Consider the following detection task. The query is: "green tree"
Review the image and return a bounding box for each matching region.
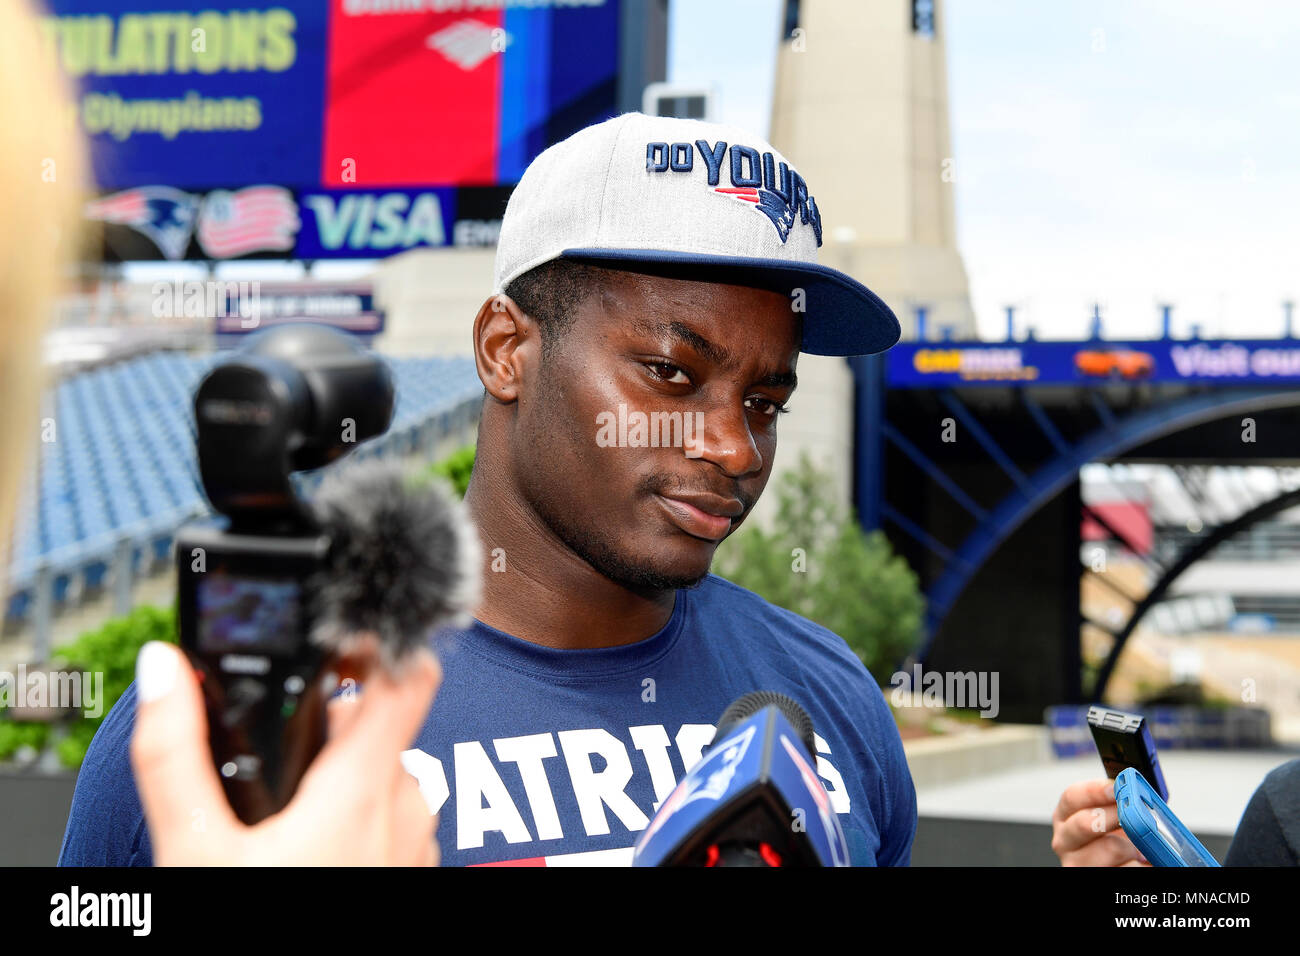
[0,719,49,761]
[712,454,924,683]
[50,604,178,768]
[429,444,475,499]
[0,603,177,769]
[4,444,480,771]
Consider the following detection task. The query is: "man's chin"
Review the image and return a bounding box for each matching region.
[583,541,714,593]
[602,557,711,593]
[537,501,716,592]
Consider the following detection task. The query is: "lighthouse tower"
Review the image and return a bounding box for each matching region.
[745,0,975,528]
[770,0,975,341]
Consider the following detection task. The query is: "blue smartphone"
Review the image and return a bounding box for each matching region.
[1115,767,1219,867]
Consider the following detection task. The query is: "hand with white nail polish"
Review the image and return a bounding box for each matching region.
[129,639,441,866]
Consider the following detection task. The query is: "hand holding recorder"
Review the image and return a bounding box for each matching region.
[134,326,480,864]
[130,637,442,866]
[1054,705,1219,866]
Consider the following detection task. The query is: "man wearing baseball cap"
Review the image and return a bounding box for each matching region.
[493,111,900,356]
[62,113,915,867]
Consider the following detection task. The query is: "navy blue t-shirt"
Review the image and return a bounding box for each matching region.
[58,574,915,866]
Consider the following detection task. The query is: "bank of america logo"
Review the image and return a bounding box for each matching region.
[426,20,510,70]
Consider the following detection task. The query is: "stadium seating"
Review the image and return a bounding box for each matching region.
[4,350,483,624]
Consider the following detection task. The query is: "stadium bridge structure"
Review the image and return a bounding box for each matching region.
[3,350,485,661]
[851,327,1300,721]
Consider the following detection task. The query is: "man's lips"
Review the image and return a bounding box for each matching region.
[653,492,744,541]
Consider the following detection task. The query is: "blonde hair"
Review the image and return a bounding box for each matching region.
[0,0,87,581]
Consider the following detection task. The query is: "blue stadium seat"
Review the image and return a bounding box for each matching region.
[3,349,481,625]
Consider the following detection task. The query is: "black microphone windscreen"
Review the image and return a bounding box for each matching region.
[308,458,480,669]
[711,690,817,761]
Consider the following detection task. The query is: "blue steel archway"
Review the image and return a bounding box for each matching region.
[1091,485,1300,699]
[848,362,1300,661]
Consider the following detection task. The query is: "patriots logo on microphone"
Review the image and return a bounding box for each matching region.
[782,734,847,866]
[85,186,199,261]
[633,724,756,855]
[684,725,755,807]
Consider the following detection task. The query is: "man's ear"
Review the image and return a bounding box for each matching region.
[472,293,539,405]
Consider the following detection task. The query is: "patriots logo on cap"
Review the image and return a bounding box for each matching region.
[646,139,822,247]
[713,186,798,242]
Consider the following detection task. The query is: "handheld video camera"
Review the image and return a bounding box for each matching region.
[175,325,394,825]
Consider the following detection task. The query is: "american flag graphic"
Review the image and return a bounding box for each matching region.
[197,186,301,259]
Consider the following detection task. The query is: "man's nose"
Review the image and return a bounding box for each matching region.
[687,402,763,478]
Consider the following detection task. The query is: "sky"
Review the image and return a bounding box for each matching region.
[123,3,1300,344]
[668,0,1300,341]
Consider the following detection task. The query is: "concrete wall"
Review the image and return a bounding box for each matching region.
[911,815,1233,866]
[0,768,75,865]
[372,247,495,358]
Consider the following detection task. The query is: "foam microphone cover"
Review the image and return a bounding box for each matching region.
[308,458,481,669]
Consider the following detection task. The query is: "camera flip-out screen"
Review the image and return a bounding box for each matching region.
[196,574,302,656]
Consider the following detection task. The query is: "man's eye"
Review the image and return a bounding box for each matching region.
[746,396,790,416]
[648,362,691,385]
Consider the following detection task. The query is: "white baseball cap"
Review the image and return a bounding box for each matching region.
[493,111,899,357]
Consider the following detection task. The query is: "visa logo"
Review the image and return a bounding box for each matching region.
[304,192,446,251]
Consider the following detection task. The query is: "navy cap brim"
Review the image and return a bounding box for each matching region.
[559,248,900,356]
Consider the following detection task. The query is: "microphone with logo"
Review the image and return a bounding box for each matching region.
[632,691,850,867]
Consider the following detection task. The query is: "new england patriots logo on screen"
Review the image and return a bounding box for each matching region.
[85,186,198,260]
[86,185,302,261]
[645,139,822,246]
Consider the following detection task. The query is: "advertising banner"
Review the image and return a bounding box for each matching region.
[47,1,328,190]
[47,1,621,259]
[888,340,1300,388]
